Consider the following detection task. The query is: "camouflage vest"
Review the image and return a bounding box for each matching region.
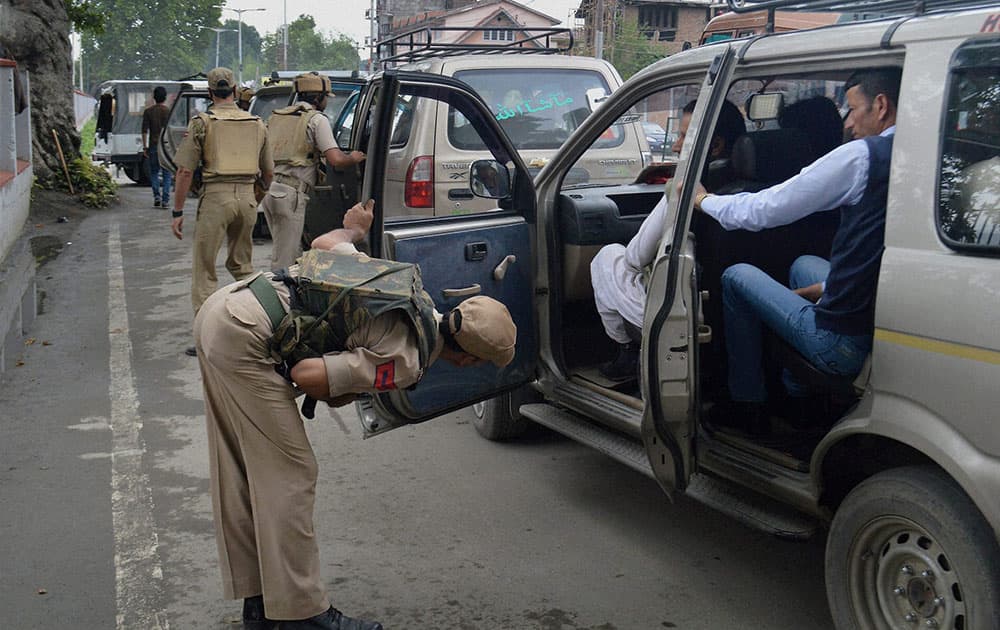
[268,103,321,167]
[197,107,264,177]
[264,249,439,370]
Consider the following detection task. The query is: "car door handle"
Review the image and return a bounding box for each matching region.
[493,255,516,281]
[442,284,481,298]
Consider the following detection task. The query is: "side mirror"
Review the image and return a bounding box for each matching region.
[469,159,510,199]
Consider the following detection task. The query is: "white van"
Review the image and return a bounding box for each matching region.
[92,80,191,183]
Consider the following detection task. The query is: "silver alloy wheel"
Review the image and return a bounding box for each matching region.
[848,516,963,629]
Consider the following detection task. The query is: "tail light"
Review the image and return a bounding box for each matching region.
[405,155,433,208]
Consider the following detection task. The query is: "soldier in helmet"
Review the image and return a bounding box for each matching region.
[235,85,255,111]
[172,67,273,356]
[260,71,366,271]
[193,198,517,629]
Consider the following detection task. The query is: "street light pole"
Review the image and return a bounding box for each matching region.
[201,26,237,68]
[224,7,265,85]
[283,0,288,71]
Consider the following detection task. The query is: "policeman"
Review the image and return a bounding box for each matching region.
[193,199,517,629]
[172,67,273,356]
[235,85,255,111]
[260,71,365,271]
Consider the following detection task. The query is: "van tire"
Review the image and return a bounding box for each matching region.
[825,466,1000,630]
[472,392,529,441]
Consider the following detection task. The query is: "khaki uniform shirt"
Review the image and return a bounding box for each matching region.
[174,102,274,184]
[275,103,338,189]
[261,242,443,397]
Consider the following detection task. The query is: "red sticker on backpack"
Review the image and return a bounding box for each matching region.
[374,361,396,391]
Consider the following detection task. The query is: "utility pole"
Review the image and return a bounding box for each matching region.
[224,7,265,85]
[593,0,605,60]
[370,0,378,68]
[282,0,288,71]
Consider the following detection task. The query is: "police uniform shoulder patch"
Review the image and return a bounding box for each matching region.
[374,361,396,391]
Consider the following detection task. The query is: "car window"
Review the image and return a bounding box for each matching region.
[115,84,182,135]
[450,68,622,150]
[937,40,1000,252]
[565,83,700,189]
[251,90,291,122]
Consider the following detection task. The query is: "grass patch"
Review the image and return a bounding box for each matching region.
[79,117,96,158]
[69,157,118,207]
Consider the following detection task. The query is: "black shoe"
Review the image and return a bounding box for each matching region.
[153,199,161,208]
[598,341,640,382]
[703,400,768,436]
[280,606,383,630]
[243,595,278,630]
[185,346,197,356]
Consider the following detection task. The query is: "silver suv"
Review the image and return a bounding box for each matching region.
[261,3,1000,627]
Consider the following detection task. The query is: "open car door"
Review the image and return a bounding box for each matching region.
[159,89,211,176]
[353,70,538,437]
[641,46,737,497]
[302,79,367,245]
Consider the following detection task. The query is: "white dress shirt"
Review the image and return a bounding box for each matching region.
[700,126,896,232]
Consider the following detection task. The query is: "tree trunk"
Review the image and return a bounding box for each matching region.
[3,0,79,183]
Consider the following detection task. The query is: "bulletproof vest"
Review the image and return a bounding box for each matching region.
[267,249,439,370]
[269,103,321,167]
[198,108,264,177]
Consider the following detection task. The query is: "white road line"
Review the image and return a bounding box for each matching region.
[108,223,169,629]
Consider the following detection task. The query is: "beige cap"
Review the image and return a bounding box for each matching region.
[207,67,235,90]
[235,86,255,103]
[294,71,330,94]
[449,296,517,368]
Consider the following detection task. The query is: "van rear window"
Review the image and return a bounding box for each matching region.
[937,40,1000,253]
[450,68,623,151]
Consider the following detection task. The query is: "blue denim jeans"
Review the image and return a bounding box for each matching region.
[148,145,172,204]
[722,256,871,402]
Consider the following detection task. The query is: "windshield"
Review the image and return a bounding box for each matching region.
[450,68,622,151]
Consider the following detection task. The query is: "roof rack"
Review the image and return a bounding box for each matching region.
[378,27,573,67]
[725,0,995,15]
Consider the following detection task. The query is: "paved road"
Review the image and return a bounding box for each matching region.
[0,182,836,629]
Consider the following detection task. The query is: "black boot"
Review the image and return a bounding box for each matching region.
[243,595,278,630]
[280,606,384,630]
[598,341,640,382]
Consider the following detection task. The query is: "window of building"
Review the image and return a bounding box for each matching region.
[638,5,678,42]
[484,29,515,42]
[937,40,1000,252]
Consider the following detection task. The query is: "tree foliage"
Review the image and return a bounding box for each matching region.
[64,0,104,35]
[261,15,360,73]
[80,0,221,89]
[610,19,666,80]
[201,19,263,81]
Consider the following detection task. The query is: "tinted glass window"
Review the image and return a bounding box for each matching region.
[450,68,622,150]
[938,41,1000,252]
[251,90,291,122]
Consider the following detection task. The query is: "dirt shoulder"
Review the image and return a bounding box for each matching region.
[27,188,118,267]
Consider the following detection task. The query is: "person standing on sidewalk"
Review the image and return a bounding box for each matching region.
[260,72,365,270]
[141,86,173,208]
[171,67,273,356]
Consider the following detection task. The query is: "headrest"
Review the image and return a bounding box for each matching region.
[730,128,816,186]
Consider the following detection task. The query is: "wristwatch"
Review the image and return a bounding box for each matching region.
[172,210,183,218]
[694,192,713,210]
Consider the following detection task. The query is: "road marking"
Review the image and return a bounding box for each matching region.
[108,223,169,629]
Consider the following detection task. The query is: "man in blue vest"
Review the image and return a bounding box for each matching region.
[689,68,902,429]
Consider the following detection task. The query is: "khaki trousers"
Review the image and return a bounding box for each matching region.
[193,280,330,620]
[192,183,258,313]
[260,181,309,271]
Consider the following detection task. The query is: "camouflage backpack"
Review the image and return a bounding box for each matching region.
[261,248,439,370]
